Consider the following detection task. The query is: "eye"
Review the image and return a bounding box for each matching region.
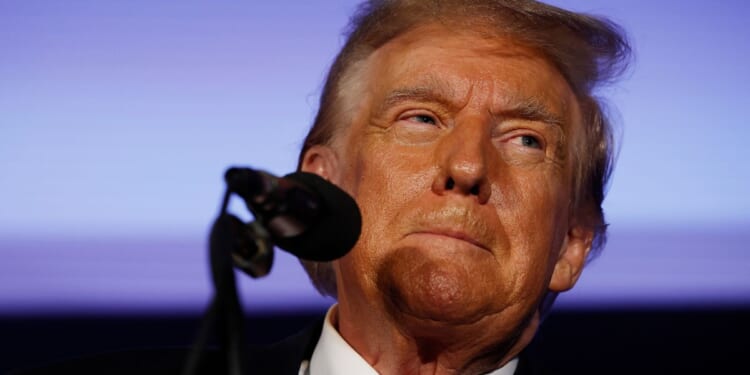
[391,111,443,144]
[509,134,544,150]
[497,128,554,165]
[520,135,542,149]
[405,114,437,126]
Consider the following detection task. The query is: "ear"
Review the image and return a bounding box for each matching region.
[300,145,341,184]
[548,225,594,292]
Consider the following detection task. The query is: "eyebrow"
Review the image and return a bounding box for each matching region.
[379,81,567,129]
[498,97,566,128]
[380,85,458,114]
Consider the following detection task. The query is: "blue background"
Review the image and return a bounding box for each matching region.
[1,0,748,315]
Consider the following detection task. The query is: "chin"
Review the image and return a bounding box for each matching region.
[378,248,503,326]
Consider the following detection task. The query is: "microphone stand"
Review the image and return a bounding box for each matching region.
[182,188,274,375]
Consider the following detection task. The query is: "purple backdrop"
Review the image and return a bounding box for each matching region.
[1,0,748,315]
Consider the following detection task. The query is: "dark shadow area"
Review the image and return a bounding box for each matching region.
[525,307,749,373]
[2,307,748,374]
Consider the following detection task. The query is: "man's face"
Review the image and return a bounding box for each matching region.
[304,24,591,338]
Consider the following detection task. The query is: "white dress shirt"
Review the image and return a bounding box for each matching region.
[299,305,518,375]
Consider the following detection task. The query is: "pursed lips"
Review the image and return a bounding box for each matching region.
[402,204,496,252]
[409,228,491,252]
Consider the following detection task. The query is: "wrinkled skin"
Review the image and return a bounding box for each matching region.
[301,23,593,375]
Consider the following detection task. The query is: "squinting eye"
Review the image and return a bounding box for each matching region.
[518,135,543,149]
[408,114,437,125]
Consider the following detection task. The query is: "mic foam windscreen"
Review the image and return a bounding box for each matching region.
[273,172,362,262]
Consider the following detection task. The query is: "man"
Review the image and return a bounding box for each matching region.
[287,0,630,374]
[12,1,630,374]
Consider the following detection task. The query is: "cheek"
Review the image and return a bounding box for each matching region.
[498,163,569,235]
[337,139,437,274]
[492,166,571,294]
[349,139,435,217]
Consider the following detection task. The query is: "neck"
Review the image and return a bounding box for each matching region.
[333,301,540,375]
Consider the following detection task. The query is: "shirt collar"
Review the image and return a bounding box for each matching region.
[302,305,518,375]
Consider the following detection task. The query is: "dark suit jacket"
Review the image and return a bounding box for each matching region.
[11,317,541,374]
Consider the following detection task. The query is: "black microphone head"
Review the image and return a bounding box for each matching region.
[272,172,361,262]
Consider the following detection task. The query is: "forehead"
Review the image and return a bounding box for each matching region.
[360,23,579,126]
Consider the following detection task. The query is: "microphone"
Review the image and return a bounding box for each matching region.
[224,167,361,262]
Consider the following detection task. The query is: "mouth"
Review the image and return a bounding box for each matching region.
[410,229,491,252]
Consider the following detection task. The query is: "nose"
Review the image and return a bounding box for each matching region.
[432,117,492,204]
